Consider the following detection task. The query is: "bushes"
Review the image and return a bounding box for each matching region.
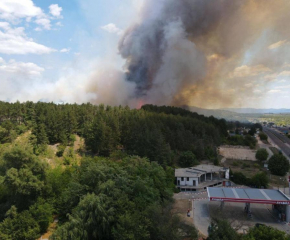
[259,132,268,141]
[178,151,199,168]
[251,172,268,188]
[56,145,66,157]
[244,224,289,240]
[268,154,290,176]
[0,200,53,240]
[50,156,198,240]
[226,135,257,148]
[255,148,269,161]
[208,219,239,240]
[231,171,268,188]
[208,219,288,240]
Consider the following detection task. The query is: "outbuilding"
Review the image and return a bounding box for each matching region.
[175,164,229,192]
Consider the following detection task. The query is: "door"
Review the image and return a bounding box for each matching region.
[177,180,180,185]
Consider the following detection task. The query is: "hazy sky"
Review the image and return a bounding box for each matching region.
[0,0,290,109]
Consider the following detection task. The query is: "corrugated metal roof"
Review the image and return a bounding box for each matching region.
[207,187,290,204]
[175,165,227,177]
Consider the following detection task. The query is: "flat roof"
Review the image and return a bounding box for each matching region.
[207,187,290,205]
[175,164,227,178]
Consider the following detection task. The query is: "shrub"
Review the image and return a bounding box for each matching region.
[56,145,66,157]
[63,156,71,165]
[242,163,250,168]
[259,132,268,141]
[268,154,290,176]
[213,158,219,166]
[246,225,288,239]
[69,134,76,146]
[250,172,268,188]
[178,151,199,168]
[231,172,249,185]
[232,161,239,166]
[255,148,269,161]
[253,163,260,168]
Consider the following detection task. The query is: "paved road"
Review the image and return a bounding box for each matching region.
[263,127,290,160]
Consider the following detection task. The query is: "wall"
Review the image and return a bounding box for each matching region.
[177,177,199,186]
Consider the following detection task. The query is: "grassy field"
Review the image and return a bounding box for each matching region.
[222,159,261,178]
[258,114,290,126]
[221,158,287,188]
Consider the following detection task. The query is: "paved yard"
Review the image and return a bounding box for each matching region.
[175,190,290,236]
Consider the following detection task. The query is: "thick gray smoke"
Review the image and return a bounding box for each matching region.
[118,0,241,105]
[118,0,290,107]
[7,0,290,108]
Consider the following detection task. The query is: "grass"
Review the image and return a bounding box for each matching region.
[269,147,280,155]
[222,159,261,178]
[223,157,287,188]
[267,174,288,188]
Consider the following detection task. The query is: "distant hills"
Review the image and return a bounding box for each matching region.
[220,108,290,114]
[182,106,290,122]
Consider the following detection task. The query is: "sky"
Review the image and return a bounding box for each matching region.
[0,0,290,109]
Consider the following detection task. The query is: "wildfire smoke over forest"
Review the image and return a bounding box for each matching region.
[3,0,290,109]
[112,0,290,108]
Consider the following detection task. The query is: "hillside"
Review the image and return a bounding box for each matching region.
[0,102,230,239]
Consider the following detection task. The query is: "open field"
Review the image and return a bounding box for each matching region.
[219,146,257,161]
[222,159,261,178]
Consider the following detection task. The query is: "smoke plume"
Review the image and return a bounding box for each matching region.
[116,0,290,108]
[5,0,290,108]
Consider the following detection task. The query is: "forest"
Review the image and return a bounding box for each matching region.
[0,101,260,239]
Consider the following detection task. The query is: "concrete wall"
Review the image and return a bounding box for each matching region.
[177,177,199,186]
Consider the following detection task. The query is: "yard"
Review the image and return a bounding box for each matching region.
[219,146,257,161]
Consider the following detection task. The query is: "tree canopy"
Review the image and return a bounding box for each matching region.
[268,154,289,176]
[255,148,269,161]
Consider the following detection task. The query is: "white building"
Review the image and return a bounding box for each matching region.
[175,164,229,192]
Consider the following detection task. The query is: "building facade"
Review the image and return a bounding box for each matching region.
[175,164,229,191]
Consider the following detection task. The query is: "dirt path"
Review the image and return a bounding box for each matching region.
[37,220,57,240]
[257,137,273,160]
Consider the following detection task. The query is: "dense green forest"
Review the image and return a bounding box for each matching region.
[0,101,261,239]
[0,102,229,165]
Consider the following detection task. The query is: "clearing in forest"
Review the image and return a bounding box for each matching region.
[219,146,256,161]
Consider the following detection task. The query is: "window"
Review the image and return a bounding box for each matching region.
[181,177,184,181]
[187,177,189,181]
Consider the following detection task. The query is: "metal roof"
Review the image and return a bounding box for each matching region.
[207,187,290,205]
[175,165,227,178]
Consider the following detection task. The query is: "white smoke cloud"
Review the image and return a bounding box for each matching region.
[0,58,44,102]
